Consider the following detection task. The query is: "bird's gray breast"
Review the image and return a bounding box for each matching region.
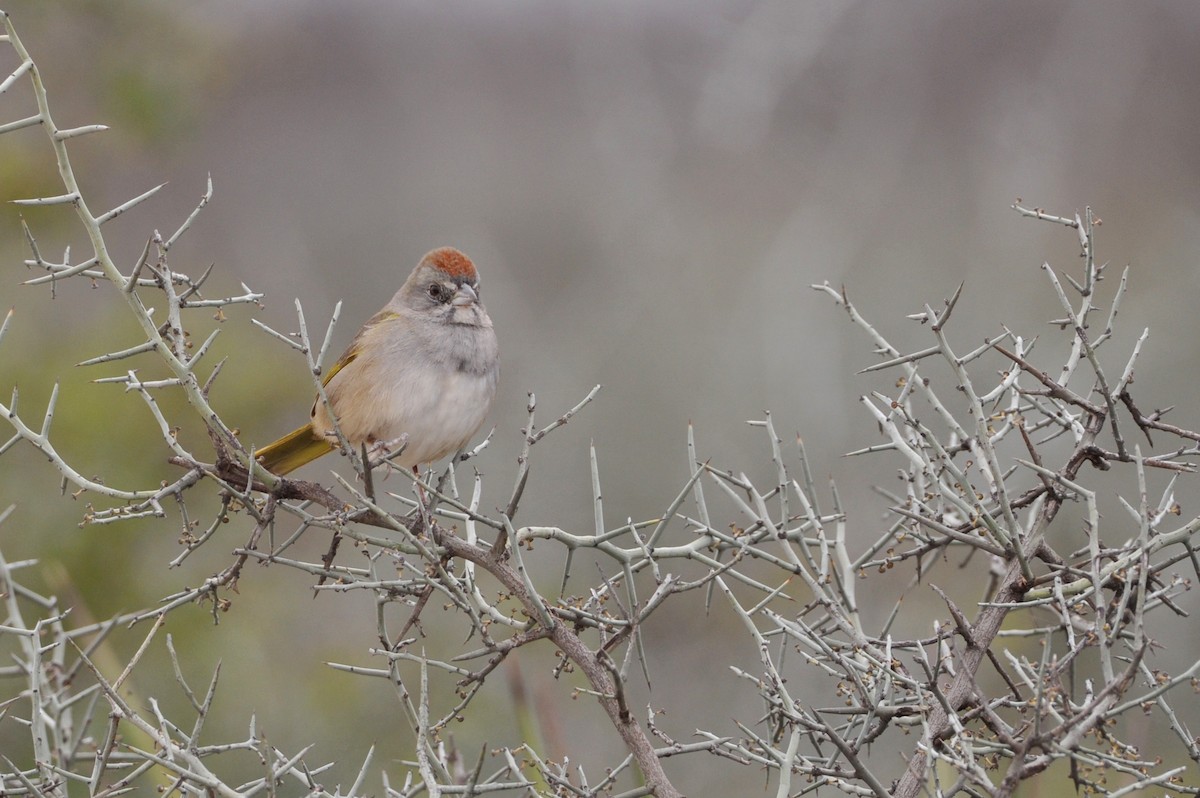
[431,322,498,379]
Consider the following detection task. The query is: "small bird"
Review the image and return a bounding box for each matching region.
[256,247,499,476]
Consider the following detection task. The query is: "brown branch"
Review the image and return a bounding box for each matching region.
[1120,391,1200,444]
[994,345,1102,414]
[893,485,1058,796]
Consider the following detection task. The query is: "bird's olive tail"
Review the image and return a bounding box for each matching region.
[256,425,335,475]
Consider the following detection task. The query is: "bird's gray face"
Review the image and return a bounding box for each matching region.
[404,267,491,328]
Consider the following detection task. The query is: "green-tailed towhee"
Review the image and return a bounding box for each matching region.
[256,247,499,475]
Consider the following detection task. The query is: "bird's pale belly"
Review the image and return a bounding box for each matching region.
[335,367,496,469]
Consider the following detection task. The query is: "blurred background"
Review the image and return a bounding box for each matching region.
[2,1,1199,794]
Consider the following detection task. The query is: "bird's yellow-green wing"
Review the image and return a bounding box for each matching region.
[257,311,402,475]
[319,309,400,386]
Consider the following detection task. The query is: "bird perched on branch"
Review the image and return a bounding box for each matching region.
[256,247,499,476]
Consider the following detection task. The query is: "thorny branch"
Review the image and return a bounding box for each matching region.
[2,10,1199,798]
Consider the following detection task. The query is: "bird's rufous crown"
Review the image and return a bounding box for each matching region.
[423,247,477,280]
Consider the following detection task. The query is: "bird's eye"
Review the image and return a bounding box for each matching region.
[427,283,444,300]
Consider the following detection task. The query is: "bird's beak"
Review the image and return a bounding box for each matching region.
[452,283,479,308]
